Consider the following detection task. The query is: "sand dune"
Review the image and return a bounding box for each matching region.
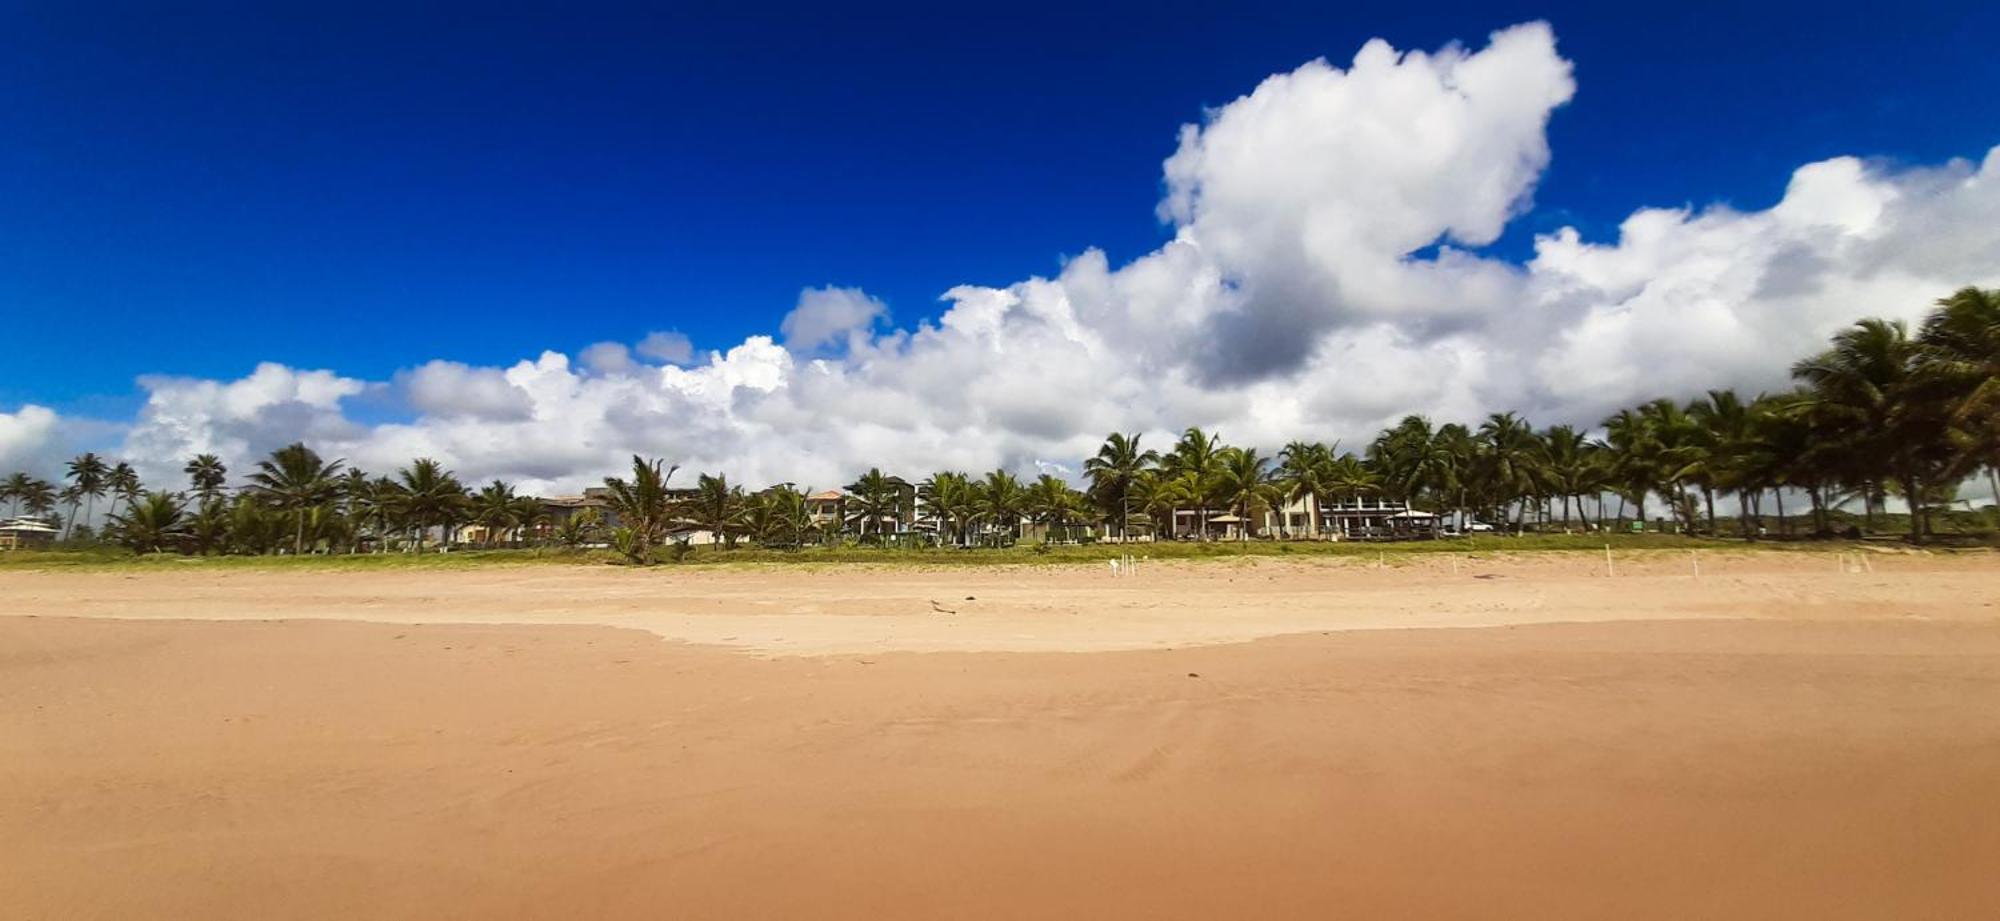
[4,551,1999,919]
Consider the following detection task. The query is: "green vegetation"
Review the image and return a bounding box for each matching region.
[3,531,1959,574]
[2,287,1995,563]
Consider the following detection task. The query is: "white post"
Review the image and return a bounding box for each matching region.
[1690,550,1700,580]
[1604,544,1614,578]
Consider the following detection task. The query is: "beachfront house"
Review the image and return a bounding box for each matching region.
[0,517,59,550]
[1259,495,1437,541]
[805,489,845,532]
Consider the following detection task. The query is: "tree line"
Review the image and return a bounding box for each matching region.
[4,287,1995,557]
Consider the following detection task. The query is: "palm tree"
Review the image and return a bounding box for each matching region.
[1793,318,1953,542]
[107,491,189,554]
[510,495,547,546]
[1213,446,1280,539]
[1537,425,1597,529]
[1601,408,1659,529]
[1368,416,1464,513]
[11,476,57,522]
[600,455,680,563]
[976,469,1028,543]
[1162,427,1226,540]
[553,507,604,549]
[473,480,520,547]
[843,468,900,540]
[391,458,470,551]
[245,443,344,555]
[742,487,809,547]
[1025,474,1090,539]
[1277,441,1335,538]
[1083,433,1158,540]
[1919,286,2000,505]
[687,473,746,548]
[186,496,232,554]
[1476,412,1540,529]
[184,454,228,503]
[64,452,110,539]
[1,471,32,516]
[1687,389,1764,538]
[106,462,141,520]
[918,471,979,547]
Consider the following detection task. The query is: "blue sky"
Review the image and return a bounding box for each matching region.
[8,1,1998,420]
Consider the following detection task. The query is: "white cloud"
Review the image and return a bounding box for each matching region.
[779,286,887,354]
[31,22,1996,497]
[636,330,695,364]
[577,341,636,374]
[0,404,64,478]
[398,360,533,420]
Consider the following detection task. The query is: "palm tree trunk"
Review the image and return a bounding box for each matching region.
[1738,493,1755,541]
[294,509,306,556]
[1904,469,1925,543]
[1774,489,1787,537]
[1704,489,1717,536]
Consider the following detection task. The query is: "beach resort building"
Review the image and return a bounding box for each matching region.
[1260,495,1437,540]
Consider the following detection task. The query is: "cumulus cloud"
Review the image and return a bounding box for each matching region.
[780,286,888,354]
[636,330,695,364]
[0,404,64,478]
[35,21,1998,497]
[578,341,636,374]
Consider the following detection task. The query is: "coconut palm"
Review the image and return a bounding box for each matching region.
[2,472,32,516]
[1083,432,1158,540]
[10,476,57,522]
[1920,286,2000,504]
[1025,474,1090,539]
[63,453,110,539]
[510,495,547,546]
[1277,441,1335,538]
[1213,446,1280,539]
[185,497,231,554]
[184,454,228,503]
[1792,318,1953,542]
[843,468,901,539]
[224,495,281,554]
[1476,412,1541,528]
[245,443,344,555]
[742,487,809,547]
[107,491,188,554]
[1537,425,1598,529]
[391,458,470,551]
[1368,416,1464,512]
[473,480,521,547]
[553,507,603,549]
[106,462,141,520]
[600,455,680,563]
[918,471,978,546]
[1686,389,1762,538]
[687,473,746,548]
[976,469,1028,542]
[1162,427,1226,539]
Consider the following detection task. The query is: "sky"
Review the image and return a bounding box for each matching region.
[4,2,2000,496]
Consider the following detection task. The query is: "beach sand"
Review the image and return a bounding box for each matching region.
[4,551,1999,918]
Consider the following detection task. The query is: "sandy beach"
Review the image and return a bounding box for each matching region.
[5,550,2000,918]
